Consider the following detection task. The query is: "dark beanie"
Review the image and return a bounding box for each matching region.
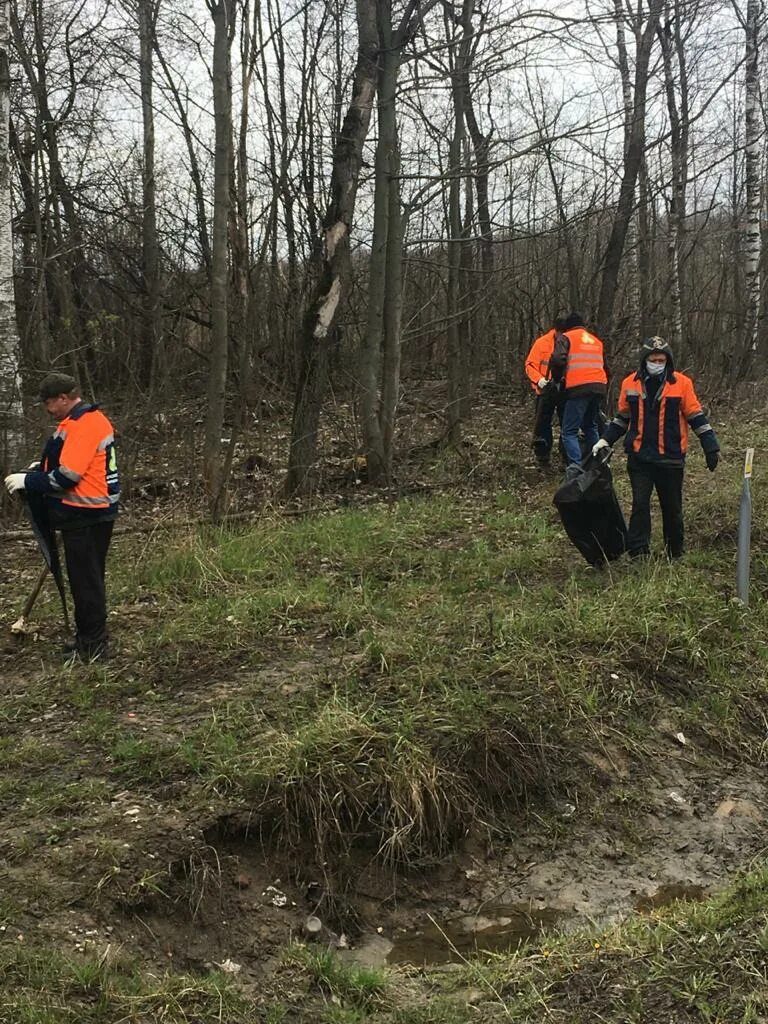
[563,312,585,330]
[38,372,79,401]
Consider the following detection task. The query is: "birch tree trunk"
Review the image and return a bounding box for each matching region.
[284,0,378,497]
[446,60,465,444]
[743,0,762,365]
[0,0,23,475]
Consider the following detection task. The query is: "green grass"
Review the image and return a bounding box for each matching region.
[93,479,768,863]
[0,946,247,1023]
[7,461,767,867]
[287,945,389,1011]
[1,411,767,1022]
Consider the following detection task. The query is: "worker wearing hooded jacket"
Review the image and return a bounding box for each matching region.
[549,312,608,466]
[524,317,567,465]
[4,372,119,660]
[593,337,719,559]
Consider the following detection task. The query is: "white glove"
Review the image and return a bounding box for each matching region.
[592,439,610,457]
[26,460,40,471]
[4,473,27,494]
[537,376,549,390]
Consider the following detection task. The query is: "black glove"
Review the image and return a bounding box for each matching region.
[705,450,719,472]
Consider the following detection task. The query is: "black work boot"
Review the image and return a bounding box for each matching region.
[532,438,550,466]
[79,641,109,663]
[63,639,109,664]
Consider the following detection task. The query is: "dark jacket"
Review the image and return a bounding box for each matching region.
[602,368,719,467]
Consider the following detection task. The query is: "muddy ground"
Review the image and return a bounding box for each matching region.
[0,380,765,998]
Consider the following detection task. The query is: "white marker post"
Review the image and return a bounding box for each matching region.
[736,448,754,605]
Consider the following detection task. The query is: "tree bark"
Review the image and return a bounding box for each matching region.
[284,0,378,497]
[742,0,762,367]
[0,0,22,475]
[360,0,399,484]
[138,0,161,389]
[446,0,473,441]
[380,116,404,478]
[658,2,688,354]
[202,0,234,504]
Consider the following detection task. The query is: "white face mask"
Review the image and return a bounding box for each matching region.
[646,359,666,376]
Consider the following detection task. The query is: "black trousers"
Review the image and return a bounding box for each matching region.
[532,388,564,461]
[61,521,114,650]
[626,457,684,558]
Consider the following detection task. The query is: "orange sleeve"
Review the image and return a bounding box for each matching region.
[525,332,554,388]
[680,377,703,418]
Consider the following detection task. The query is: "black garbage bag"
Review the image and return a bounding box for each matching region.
[553,453,627,567]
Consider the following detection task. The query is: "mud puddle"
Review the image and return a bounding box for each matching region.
[634,882,706,913]
[385,904,563,965]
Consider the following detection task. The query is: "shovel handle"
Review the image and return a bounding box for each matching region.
[21,565,49,620]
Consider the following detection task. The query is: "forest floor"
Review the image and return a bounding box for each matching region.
[0,380,767,1023]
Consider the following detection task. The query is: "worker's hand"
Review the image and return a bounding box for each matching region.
[4,473,27,495]
[592,438,610,458]
[705,450,719,472]
[537,376,549,390]
[26,460,40,471]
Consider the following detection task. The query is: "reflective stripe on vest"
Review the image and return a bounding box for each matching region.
[632,390,645,452]
[564,330,607,388]
[62,492,119,507]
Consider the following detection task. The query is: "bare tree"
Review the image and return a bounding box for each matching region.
[657,0,690,353]
[359,0,438,483]
[445,0,473,441]
[596,0,663,338]
[10,0,106,376]
[0,0,22,473]
[284,0,378,497]
[742,0,762,364]
[137,0,161,388]
[202,0,235,504]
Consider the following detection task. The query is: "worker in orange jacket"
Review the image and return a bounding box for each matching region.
[524,317,566,465]
[594,337,719,559]
[4,372,120,661]
[549,312,608,468]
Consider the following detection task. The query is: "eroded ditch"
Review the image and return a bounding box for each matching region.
[5,754,762,984]
[155,760,767,975]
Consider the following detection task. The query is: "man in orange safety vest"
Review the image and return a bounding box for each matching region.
[549,312,609,468]
[524,317,567,466]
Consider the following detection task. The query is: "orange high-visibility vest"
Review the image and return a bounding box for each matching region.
[563,329,607,390]
[42,405,119,510]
